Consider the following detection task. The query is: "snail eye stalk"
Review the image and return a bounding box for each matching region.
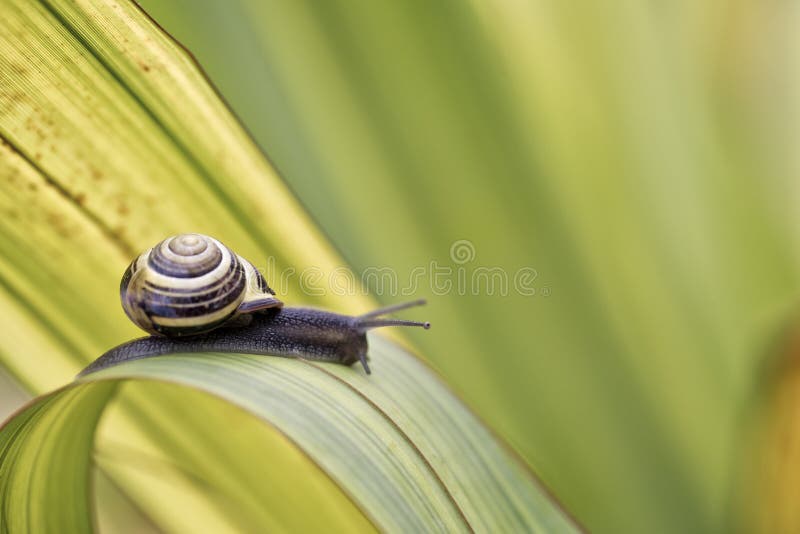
[357,299,427,320]
[357,318,431,330]
[355,299,430,331]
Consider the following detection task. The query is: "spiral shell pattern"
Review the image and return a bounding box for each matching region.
[121,234,280,336]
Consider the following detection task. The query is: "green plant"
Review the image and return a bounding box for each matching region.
[0,1,577,531]
[2,0,798,532]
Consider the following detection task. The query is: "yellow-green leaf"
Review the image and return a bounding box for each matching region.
[135,1,800,532]
[0,0,577,531]
[2,341,580,532]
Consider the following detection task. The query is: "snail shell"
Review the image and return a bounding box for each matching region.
[120,233,282,336]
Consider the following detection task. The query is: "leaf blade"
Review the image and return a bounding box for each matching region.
[0,0,578,531]
[0,383,116,533]
[1,346,579,532]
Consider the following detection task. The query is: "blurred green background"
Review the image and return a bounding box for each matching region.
[3,1,798,532]
[132,1,799,532]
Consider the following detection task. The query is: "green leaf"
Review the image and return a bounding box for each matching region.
[0,383,116,533]
[135,1,800,532]
[1,341,579,532]
[0,0,577,531]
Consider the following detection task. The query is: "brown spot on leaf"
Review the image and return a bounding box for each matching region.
[8,63,27,76]
[0,91,26,104]
[46,212,71,238]
[112,225,127,241]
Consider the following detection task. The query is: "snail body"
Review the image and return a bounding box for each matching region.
[82,234,429,377]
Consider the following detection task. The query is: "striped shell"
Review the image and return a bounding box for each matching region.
[120,233,282,336]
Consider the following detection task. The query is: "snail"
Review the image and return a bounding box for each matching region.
[79,233,429,377]
[119,233,283,336]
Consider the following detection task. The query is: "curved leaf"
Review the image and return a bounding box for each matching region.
[0,0,577,531]
[1,340,579,532]
[135,1,800,532]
